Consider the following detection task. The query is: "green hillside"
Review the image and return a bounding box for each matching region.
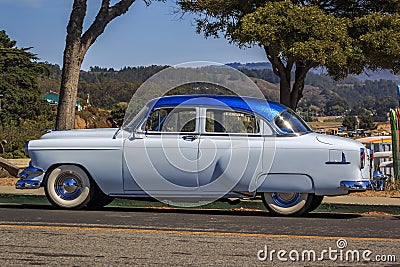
[39,64,398,122]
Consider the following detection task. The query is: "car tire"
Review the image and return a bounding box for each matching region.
[86,183,114,210]
[261,192,313,216]
[307,195,324,213]
[44,165,92,209]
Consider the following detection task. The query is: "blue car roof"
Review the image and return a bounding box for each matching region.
[148,95,287,121]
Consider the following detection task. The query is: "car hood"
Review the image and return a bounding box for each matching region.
[40,128,119,140]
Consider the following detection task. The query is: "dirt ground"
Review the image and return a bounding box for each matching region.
[0,158,29,186]
[0,177,19,186]
[351,190,400,198]
[4,158,30,167]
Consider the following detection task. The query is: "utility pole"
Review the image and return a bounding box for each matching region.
[398,85,400,106]
[0,94,3,111]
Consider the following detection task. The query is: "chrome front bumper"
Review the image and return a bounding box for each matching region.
[15,164,44,190]
[15,179,41,189]
[340,180,373,191]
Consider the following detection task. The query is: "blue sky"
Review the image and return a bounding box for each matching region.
[0,0,267,70]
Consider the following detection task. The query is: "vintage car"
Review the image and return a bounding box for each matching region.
[16,95,372,216]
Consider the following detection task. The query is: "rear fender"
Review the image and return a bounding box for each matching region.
[256,174,315,193]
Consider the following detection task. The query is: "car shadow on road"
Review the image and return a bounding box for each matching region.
[0,203,368,220]
[103,207,365,219]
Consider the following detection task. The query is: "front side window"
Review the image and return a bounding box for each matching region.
[274,110,312,135]
[143,108,196,132]
[206,109,260,134]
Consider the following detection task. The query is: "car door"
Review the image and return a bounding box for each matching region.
[123,107,200,194]
[197,108,264,193]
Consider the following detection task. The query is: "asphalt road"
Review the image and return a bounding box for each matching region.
[0,204,399,266]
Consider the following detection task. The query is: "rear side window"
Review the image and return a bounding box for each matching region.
[206,109,260,134]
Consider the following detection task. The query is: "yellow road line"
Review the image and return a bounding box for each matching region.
[0,224,399,242]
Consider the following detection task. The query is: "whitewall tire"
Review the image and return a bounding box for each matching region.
[44,165,92,209]
[262,192,312,216]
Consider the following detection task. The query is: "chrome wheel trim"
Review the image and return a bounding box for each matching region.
[263,192,309,216]
[271,192,302,208]
[54,174,82,200]
[46,165,91,208]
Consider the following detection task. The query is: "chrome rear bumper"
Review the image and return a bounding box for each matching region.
[340,180,372,191]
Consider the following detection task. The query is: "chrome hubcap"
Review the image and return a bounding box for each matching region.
[271,192,301,208]
[54,173,83,200]
[63,178,78,193]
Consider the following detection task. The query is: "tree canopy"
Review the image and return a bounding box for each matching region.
[0,30,53,124]
[232,2,355,108]
[342,115,358,130]
[352,13,400,73]
[0,30,54,157]
[179,0,400,110]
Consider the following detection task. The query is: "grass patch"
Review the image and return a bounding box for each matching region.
[0,194,49,205]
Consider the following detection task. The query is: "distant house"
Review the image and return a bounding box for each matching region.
[41,91,83,111]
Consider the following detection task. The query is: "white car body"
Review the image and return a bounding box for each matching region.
[17,95,372,215]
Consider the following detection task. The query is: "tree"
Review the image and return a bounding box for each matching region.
[352,12,400,73]
[179,0,400,110]
[342,116,358,131]
[56,0,150,130]
[0,30,53,124]
[359,115,375,130]
[109,102,128,127]
[0,30,54,158]
[234,2,355,109]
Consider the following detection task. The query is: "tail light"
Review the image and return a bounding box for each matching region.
[23,141,29,157]
[360,148,365,169]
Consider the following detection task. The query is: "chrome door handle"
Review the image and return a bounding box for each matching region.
[182,135,198,141]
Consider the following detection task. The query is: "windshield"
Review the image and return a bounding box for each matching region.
[123,105,149,132]
[274,110,312,135]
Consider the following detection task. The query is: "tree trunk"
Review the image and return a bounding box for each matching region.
[290,62,312,110]
[56,43,84,130]
[279,73,291,108]
[263,46,313,110]
[55,0,87,130]
[264,46,294,108]
[0,157,20,177]
[55,0,136,130]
